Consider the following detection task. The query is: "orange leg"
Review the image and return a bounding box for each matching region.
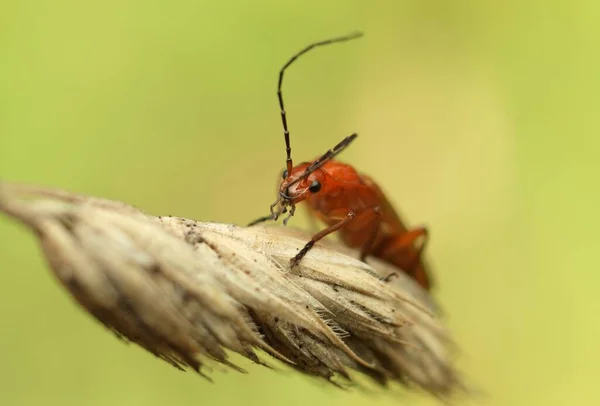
[381,226,429,282]
[359,206,382,262]
[396,226,428,259]
[290,210,355,267]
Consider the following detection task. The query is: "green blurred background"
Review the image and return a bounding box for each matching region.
[1,1,598,405]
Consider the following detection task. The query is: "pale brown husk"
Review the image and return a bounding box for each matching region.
[0,181,464,398]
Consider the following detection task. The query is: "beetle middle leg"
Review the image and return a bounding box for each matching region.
[359,206,382,262]
[290,210,356,268]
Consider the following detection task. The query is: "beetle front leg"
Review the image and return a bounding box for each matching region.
[290,210,356,268]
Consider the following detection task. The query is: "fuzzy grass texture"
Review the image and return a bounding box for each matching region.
[0,181,464,400]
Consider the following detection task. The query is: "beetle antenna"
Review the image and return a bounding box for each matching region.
[285,133,359,189]
[277,31,363,175]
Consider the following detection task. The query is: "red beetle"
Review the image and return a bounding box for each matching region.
[250,32,432,290]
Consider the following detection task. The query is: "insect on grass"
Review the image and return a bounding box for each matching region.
[249,31,434,290]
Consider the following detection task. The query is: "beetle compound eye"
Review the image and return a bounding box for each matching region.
[308,180,322,193]
[282,170,289,179]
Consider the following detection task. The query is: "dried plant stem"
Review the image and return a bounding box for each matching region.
[0,181,464,399]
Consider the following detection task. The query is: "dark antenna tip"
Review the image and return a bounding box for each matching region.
[345,30,364,40]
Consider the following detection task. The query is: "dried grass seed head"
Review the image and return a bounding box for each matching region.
[0,181,464,398]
